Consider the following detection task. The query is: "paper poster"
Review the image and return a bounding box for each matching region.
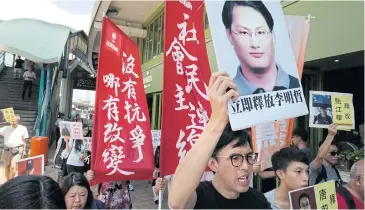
[0,107,15,123]
[151,130,160,148]
[17,155,44,176]
[59,121,83,139]
[82,137,92,151]
[82,137,92,166]
[309,91,354,130]
[252,15,310,170]
[289,180,338,210]
[205,0,308,130]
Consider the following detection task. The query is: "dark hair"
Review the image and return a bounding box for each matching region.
[292,127,308,142]
[272,147,309,173]
[61,173,93,209]
[212,123,252,158]
[298,193,310,205]
[222,0,274,31]
[0,175,66,209]
[74,139,84,152]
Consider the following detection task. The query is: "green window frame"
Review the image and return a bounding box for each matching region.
[151,92,162,129]
[142,12,164,63]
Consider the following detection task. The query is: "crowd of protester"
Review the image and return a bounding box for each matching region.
[0,70,363,209]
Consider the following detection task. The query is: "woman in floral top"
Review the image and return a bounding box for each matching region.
[86,171,132,209]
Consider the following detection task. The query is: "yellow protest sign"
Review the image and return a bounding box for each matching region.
[314,180,338,210]
[331,95,353,125]
[1,107,16,122]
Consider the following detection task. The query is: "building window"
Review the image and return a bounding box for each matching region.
[142,12,164,63]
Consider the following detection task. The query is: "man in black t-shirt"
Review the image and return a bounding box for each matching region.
[14,56,24,79]
[168,71,271,209]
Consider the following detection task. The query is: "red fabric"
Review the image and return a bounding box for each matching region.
[160,0,212,176]
[336,192,365,209]
[91,17,153,185]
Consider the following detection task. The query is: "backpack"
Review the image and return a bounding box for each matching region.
[336,186,357,209]
[314,164,343,187]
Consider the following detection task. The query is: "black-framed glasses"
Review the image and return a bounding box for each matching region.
[330,151,339,156]
[217,152,258,167]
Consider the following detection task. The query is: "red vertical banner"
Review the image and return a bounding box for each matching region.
[160,0,212,177]
[91,17,154,185]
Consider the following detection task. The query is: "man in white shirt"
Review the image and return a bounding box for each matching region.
[21,65,36,100]
[0,115,29,180]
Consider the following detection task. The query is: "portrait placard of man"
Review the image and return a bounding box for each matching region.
[222,0,300,96]
[205,0,308,129]
[61,123,71,138]
[298,193,312,210]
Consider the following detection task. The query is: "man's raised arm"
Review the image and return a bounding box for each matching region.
[168,72,239,209]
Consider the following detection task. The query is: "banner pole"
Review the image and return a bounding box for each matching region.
[158,190,163,210]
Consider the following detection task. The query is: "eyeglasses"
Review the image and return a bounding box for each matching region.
[330,151,339,156]
[216,152,258,167]
[230,29,271,41]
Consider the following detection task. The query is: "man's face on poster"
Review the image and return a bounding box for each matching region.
[320,107,327,116]
[226,5,275,73]
[299,196,311,209]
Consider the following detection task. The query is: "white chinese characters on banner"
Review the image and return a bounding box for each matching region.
[102,73,134,176]
[121,52,147,164]
[166,13,209,162]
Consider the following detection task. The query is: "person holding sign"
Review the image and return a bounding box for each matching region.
[222,0,300,96]
[168,72,271,209]
[65,137,85,174]
[0,115,28,180]
[264,147,309,209]
[309,124,343,186]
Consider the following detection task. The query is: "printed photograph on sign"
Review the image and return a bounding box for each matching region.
[309,91,355,130]
[59,121,83,139]
[289,181,338,210]
[289,185,317,210]
[205,0,308,130]
[17,155,44,176]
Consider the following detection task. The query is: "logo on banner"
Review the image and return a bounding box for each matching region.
[106,31,119,53]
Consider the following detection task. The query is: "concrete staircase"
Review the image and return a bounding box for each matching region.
[0,67,40,152]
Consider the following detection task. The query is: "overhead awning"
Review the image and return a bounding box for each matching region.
[0,18,76,64]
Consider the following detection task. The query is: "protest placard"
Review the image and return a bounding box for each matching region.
[205,0,308,130]
[251,15,310,170]
[59,121,83,139]
[17,155,44,176]
[309,91,355,130]
[0,107,15,123]
[151,130,160,149]
[289,180,338,210]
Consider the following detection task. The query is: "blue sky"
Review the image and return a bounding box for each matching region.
[0,0,95,33]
